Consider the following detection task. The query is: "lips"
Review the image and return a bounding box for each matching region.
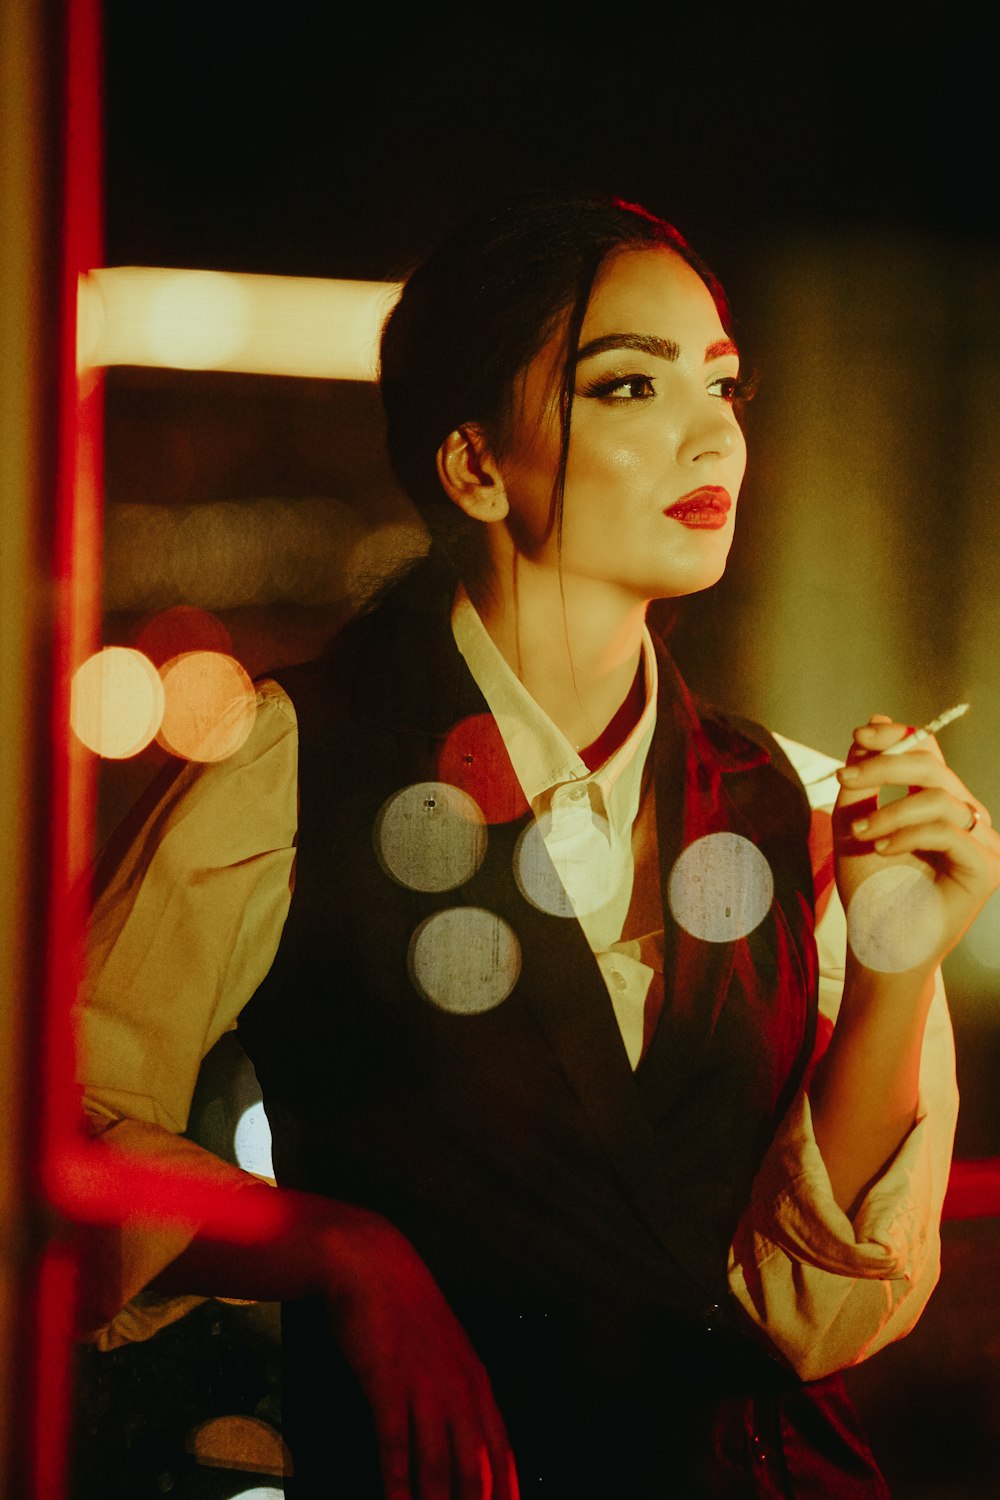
[663,486,732,530]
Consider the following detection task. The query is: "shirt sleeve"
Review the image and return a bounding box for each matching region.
[76,678,299,1348]
[726,733,959,1382]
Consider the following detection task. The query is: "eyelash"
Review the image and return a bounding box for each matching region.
[580,372,757,405]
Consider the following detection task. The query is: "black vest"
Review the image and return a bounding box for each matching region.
[239,577,889,1498]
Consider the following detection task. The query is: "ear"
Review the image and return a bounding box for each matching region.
[435,424,510,523]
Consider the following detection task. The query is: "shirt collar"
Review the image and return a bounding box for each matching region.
[450,585,657,820]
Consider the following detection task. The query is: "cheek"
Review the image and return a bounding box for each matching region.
[602,443,645,477]
[566,434,645,484]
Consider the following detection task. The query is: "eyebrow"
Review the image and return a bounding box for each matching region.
[575,332,740,364]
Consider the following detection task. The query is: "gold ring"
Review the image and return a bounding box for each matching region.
[963,803,980,833]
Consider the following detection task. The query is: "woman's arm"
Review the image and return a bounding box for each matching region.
[727,962,956,1382]
[812,714,1000,1212]
[810,962,935,1216]
[727,727,961,1381]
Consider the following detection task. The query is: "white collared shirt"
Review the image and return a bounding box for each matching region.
[452,586,659,1066]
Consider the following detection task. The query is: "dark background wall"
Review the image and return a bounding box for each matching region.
[103,6,998,274]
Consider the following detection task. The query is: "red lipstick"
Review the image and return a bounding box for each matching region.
[663,486,732,530]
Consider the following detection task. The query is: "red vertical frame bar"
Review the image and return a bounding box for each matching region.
[29,1,104,1496]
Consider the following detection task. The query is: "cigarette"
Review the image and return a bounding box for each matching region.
[803,702,970,787]
[881,701,970,757]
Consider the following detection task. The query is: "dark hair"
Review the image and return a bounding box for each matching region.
[377,188,737,602]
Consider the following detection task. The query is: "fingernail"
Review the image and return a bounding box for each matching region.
[852,818,869,835]
[874,837,891,852]
[838,766,860,782]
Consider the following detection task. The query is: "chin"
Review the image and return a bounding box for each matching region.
[648,559,729,600]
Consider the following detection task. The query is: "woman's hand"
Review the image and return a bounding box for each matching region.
[833,714,1000,974]
[146,1184,518,1500]
[323,1211,519,1500]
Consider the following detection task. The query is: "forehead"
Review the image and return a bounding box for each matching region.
[582,246,726,343]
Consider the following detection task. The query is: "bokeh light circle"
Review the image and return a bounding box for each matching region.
[135,604,233,666]
[374,782,487,893]
[102,502,180,613]
[186,1415,289,1478]
[514,820,575,918]
[170,502,260,608]
[846,864,945,973]
[158,651,257,763]
[513,812,617,919]
[409,908,521,1013]
[233,1101,274,1180]
[435,714,530,824]
[667,832,774,943]
[70,647,165,759]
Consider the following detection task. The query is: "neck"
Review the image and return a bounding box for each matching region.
[471,559,650,754]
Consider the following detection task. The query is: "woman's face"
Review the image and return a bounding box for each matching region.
[493,245,748,603]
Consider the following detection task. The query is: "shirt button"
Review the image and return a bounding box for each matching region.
[569,785,587,800]
[609,969,627,991]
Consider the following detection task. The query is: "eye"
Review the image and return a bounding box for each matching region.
[581,373,656,402]
[708,372,757,405]
[708,374,741,404]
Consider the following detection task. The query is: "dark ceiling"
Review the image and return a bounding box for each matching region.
[103,4,998,285]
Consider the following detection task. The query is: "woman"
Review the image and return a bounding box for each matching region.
[79,190,999,1497]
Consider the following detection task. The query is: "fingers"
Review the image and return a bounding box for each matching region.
[374,1379,515,1500]
[836,711,968,810]
[446,1431,492,1500]
[504,1449,521,1500]
[832,714,988,861]
[482,1397,519,1500]
[444,1377,517,1500]
[375,1403,414,1500]
[835,714,993,835]
[408,1396,453,1500]
[838,745,949,795]
[847,786,982,849]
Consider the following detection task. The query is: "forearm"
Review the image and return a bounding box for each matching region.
[77,1111,399,1334]
[808,956,937,1215]
[147,1183,393,1307]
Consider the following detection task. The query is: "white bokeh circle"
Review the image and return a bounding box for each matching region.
[233,1100,275,1180]
[70,646,165,759]
[408,907,521,1013]
[667,832,774,943]
[374,782,488,893]
[846,864,946,973]
[513,819,576,918]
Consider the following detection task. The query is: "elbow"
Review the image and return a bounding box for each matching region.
[774,1337,854,1385]
[73,1221,129,1342]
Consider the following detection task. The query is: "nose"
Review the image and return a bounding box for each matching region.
[675,401,742,468]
